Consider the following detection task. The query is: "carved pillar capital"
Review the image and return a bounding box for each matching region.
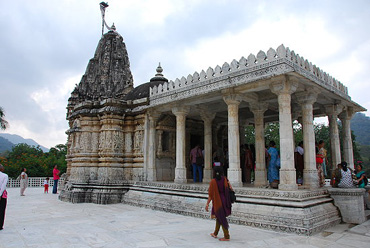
[223,93,242,106]
[172,106,190,117]
[148,109,161,122]
[270,77,298,96]
[199,108,216,123]
[295,91,318,106]
[325,104,343,117]
[339,106,355,121]
[249,102,269,114]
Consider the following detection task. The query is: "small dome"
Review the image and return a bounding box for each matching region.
[150,63,168,82]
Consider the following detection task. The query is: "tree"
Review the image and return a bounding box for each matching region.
[0,106,9,130]
[3,143,67,178]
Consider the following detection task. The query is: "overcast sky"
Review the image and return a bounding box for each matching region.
[1,0,370,148]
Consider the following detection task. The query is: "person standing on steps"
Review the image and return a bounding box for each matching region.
[53,165,60,194]
[190,144,203,182]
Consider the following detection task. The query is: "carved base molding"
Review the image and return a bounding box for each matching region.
[123,182,340,235]
[59,182,129,204]
[60,181,341,235]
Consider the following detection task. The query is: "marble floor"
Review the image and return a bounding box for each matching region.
[0,187,369,248]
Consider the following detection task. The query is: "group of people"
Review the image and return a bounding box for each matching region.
[331,161,370,209]
[294,140,329,187]
[0,164,61,231]
[16,165,60,196]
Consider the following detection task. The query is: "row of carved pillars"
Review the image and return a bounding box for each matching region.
[146,77,355,190]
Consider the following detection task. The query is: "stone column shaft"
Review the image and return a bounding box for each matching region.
[340,107,355,169]
[147,111,160,181]
[200,111,216,183]
[250,102,268,187]
[270,79,298,191]
[326,105,342,170]
[223,94,242,187]
[296,92,319,188]
[172,106,190,183]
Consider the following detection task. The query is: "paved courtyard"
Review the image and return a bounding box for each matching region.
[0,187,369,248]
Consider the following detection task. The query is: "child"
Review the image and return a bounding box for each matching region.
[44,177,49,193]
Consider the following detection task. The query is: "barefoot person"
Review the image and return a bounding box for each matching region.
[205,166,232,241]
[0,164,8,230]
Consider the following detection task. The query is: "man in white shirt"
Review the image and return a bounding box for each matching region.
[0,164,8,230]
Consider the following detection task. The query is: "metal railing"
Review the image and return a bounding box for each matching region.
[6,177,65,188]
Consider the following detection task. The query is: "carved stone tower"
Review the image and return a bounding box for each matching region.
[61,30,134,204]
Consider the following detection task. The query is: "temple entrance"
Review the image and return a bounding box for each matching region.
[190,134,202,149]
[189,134,203,181]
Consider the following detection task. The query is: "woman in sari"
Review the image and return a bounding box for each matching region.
[316,141,326,187]
[355,163,370,209]
[267,141,280,187]
[205,166,232,241]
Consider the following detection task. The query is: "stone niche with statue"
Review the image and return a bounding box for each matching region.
[60,20,366,234]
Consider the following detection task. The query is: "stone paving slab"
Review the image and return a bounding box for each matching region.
[0,188,369,248]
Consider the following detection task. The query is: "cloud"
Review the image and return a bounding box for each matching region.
[1,0,370,149]
[28,75,79,147]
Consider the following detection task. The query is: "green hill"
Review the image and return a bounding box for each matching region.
[351,113,370,145]
[0,136,14,153]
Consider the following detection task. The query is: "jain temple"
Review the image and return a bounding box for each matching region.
[59,22,366,235]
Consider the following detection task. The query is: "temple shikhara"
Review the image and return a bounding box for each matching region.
[59,7,366,235]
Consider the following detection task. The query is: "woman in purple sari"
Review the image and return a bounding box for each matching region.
[206,166,232,241]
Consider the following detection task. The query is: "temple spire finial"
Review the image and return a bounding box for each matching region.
[99,2,109,36]
[99,2,121,37]
[156,63,164,77]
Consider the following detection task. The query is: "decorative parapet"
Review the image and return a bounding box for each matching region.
[149,44,350,106]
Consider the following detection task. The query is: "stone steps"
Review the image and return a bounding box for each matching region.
[122,181,341,236]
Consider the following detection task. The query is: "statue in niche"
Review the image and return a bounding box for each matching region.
[79,132,87,152]
[72,119,81,129]
[99,132,106,151]
[134,130,143,151]
[125,132,132,152]
[113,131,123,152]
[92,132,99,152]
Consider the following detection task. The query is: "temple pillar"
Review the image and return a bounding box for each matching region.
[339,107,355,169]
[147,110,161,181]
[325,104,343,170]
[200,110,216,183]
[249,102,269,187]
[223,92,243,187]
[172,106,190,183]
[270,77,298,191]
[296,91,319,189]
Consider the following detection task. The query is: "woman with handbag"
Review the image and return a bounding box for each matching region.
[205,166,232,241]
